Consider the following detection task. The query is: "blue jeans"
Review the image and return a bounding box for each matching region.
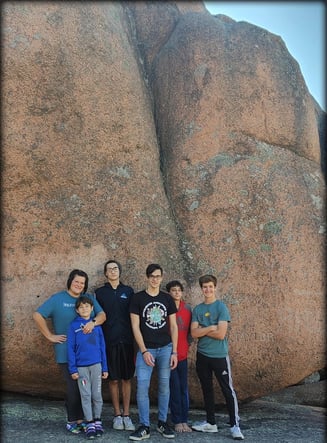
[135,343,172,426]
[169,358,189,424]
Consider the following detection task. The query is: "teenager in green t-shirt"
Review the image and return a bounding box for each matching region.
[191,274,244,440]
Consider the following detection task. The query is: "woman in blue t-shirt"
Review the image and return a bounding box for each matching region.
[33,269,106,435]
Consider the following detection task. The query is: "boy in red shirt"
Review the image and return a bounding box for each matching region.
[166,280,192,433]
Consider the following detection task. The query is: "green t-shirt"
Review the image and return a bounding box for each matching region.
[192,300,230,358]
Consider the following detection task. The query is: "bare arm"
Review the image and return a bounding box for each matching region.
[93,311,106,325]
[33,311,66,344]
[169,313,178,369]
[130,313,155,367]
[130,313,147,353]
[82,311,106,334]
[191,320,228,340]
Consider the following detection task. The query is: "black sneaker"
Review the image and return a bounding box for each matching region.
[157,421,175,439]
[129,425,150,441]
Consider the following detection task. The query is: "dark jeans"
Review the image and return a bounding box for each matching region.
[196,352,240,427]
[169,358,189,424]
[59,363,84,422]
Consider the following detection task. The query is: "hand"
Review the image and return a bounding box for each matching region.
[49,334,67,343]
[71,373,79,380]
[83,320,95,334]
[170,353,178,369]
[143,351,155,367]
[102,372,109,379]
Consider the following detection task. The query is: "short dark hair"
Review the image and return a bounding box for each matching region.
[75,295,93,309]
[66,269,88,293]
[166,280,184,292]
[199,274,217,287]
[104,259,122,275]
[146,263,163,277]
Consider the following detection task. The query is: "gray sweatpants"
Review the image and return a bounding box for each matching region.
[77,363,103,422]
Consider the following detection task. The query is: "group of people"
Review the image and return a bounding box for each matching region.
[33,261,244,441]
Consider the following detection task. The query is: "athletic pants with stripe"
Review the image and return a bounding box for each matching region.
[196,352,240,427]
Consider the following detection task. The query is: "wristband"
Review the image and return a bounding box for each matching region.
[142,350,149,355]
[92,319,96,324]
[171,352,178,355]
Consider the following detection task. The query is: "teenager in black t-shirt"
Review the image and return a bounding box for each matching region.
[129,264,178,441]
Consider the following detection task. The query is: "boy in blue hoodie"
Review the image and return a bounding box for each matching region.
[68,295,108,439]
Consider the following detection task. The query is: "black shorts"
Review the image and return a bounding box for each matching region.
[107,343,135,380]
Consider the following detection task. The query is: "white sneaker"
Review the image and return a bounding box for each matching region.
[113,415,124,430]
[191,421,218,433]
[123,416,136,431]
[230,425,244,440]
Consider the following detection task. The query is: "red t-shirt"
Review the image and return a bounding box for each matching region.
[176,300,192,361]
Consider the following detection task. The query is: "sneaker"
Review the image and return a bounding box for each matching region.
[157,421,175,438]
[94,420,104,436]
[129,425,150,441]
[230,425,244,440]
[78,422,87,433]
[113,415,124,430]
[191,421,218,433]
[86,422,96,439]
[123,416,136,431]
[66,422,82,434]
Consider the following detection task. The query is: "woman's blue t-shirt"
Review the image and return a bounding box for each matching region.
[37,291,103,363]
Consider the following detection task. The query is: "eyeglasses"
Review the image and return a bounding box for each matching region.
[107,266,119,272]
[149,274,162,279]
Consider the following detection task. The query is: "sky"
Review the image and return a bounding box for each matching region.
[204,2,325,111]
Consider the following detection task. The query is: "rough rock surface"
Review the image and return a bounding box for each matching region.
[134,5,326,401]
[2,2,325,404]
[2,1,183,396]
[261,380,326,408]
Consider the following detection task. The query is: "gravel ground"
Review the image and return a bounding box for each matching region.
[1,391,326,443]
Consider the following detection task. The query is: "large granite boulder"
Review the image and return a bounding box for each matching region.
[2,1,183,397]
[145,9,325,401]
[2,1,325,404]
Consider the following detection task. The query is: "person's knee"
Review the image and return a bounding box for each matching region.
[158,379,170,395]
[137,378,150,394]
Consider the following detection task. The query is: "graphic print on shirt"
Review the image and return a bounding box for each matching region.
[177,315,189,331]
[143,301,167,330]
[74,322,85,333]
[197,310,219,327]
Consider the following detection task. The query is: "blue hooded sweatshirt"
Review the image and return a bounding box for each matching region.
[67,316,108,375]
